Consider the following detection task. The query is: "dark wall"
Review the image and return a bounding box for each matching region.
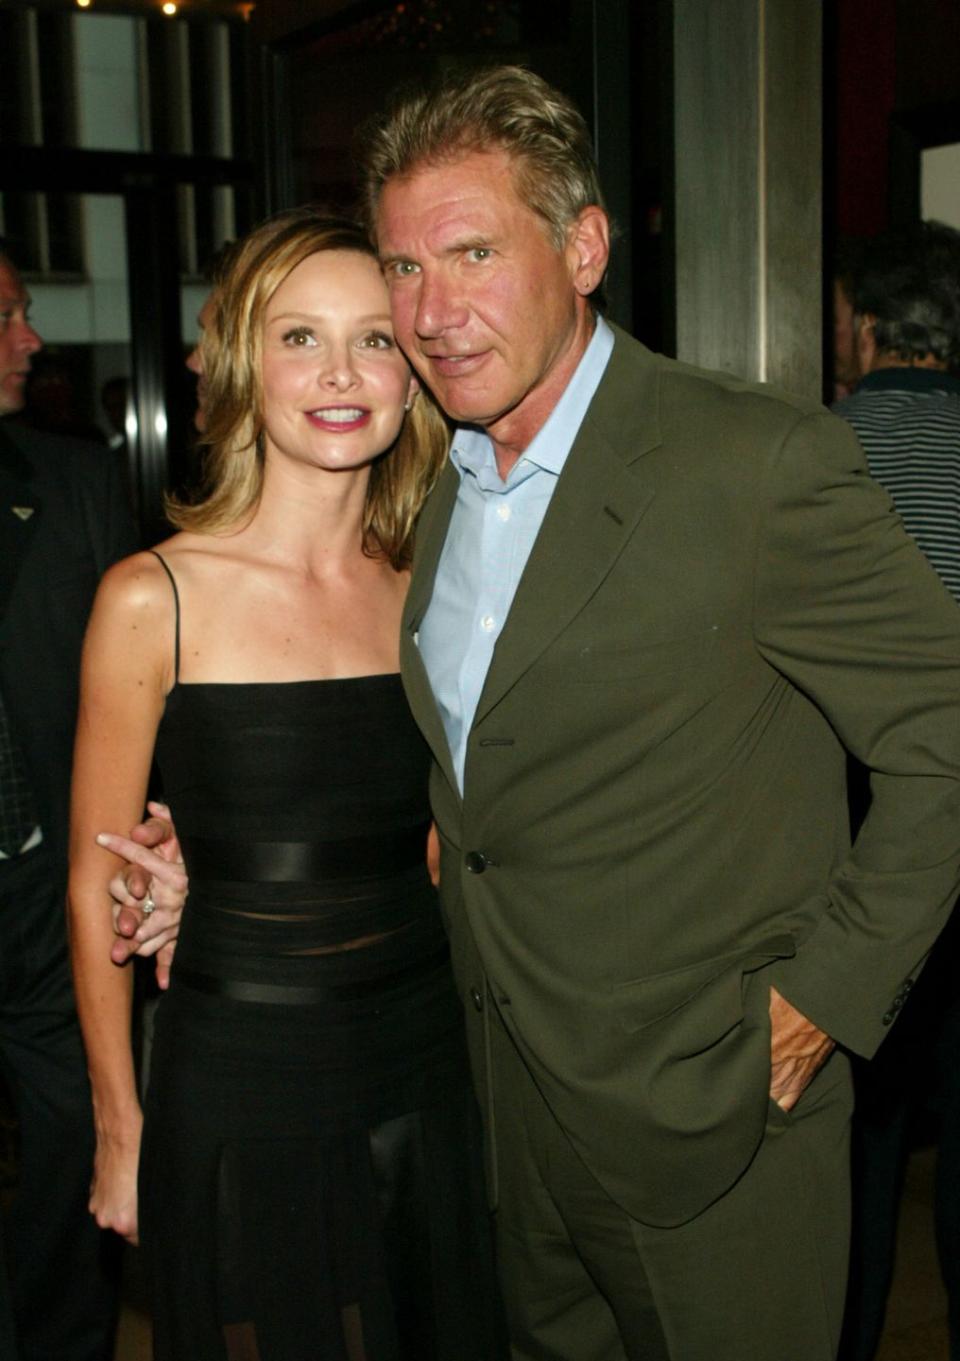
[832,0,960,238]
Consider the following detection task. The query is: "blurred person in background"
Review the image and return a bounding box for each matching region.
[836,220,960,1361]
[832,238,867,403]
[0,239,133,1360]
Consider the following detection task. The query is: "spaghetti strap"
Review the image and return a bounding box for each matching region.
[149,550,181,685]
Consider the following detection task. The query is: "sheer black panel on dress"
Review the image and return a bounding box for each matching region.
[138,675,505,1361]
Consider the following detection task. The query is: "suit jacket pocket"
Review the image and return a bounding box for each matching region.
[611,934,796,1055]
[538,616,725,684]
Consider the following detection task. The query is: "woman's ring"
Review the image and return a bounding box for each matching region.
[142,895,156,916]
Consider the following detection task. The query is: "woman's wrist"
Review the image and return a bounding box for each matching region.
[93,1101,143,1145]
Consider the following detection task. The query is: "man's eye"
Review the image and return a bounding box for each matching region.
[467,248,492,262]
[391,261,420,278]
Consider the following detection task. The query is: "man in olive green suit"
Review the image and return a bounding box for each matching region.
[364,67,960,1361]
[113,67,960,1361]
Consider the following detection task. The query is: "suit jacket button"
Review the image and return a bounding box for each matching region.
[465,851,487,874]
[882,1010,895,1026]
[470,987,483,1012]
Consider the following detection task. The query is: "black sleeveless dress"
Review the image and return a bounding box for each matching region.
[138,561,504,1361]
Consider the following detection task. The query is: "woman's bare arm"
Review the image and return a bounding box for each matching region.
[68,553,172,1244]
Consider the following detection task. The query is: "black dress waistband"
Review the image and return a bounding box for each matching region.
[180,822,431,883]
[172,937,451,1005]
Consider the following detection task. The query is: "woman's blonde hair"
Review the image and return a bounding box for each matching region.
[167,208,449,568]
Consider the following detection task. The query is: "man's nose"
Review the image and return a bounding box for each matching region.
[18,319,42,354]
[414,273,469,338]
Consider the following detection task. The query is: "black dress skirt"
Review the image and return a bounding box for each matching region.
[138,675,505,1361]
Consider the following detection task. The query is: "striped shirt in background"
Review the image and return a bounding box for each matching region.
[834,367,960,603]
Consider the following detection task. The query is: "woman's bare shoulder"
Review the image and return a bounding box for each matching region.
[99,531,225,605]
[143,528,257,584]
[97,547,176,614]
[81,550,181,695]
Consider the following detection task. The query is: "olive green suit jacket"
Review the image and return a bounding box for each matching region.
[400,326,960,1228]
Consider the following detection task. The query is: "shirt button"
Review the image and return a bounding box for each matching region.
[496,504,511,522]
[480,614,496,632]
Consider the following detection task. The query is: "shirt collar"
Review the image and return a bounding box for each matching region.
[854,366,960,397]
[450,315,615,484]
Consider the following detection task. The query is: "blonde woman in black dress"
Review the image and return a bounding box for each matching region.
[69,211,503,1361]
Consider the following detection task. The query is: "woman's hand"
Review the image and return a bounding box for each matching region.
[90,1116,143,1246]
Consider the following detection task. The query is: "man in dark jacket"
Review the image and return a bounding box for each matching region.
[0,242,135,1360]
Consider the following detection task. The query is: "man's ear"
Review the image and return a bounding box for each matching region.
[855,312,878,374]
[567,206,610,298]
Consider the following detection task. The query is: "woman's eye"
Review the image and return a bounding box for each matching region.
[283,328,315,346]
[359,331,393,350]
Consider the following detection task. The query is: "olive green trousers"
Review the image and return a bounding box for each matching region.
[489,1007,852,1361]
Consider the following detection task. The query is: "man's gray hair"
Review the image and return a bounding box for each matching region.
[358,64,606,255]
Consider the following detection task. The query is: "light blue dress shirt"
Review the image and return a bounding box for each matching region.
[419,317,615,791]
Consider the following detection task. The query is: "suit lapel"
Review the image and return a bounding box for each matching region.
[402,329,666,769]
[0,426,41,624]
[401,460,460,796]
[474,329,663,726]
